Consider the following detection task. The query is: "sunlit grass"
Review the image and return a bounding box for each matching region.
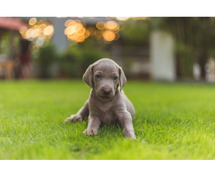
[0,80,215,159]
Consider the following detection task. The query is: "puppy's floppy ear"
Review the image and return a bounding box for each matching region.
[118,66,127,90]
[82,64,94,88]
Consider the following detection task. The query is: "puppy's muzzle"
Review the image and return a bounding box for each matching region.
[102,87,112,96]
[97,86,114,100]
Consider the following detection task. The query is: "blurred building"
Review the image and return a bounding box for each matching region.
[0,17,27,79]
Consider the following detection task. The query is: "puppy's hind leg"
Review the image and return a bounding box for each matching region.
[64,100,89,123]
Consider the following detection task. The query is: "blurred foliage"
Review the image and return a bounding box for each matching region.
[120,17,215,79]
[34,42,57,78]
[122,57,135,78]
[58,41,109,78]
[119,19,150,45]
[149,17,215,79]
[33,39,109,79]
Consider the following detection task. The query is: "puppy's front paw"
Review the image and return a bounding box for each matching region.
[123,129,136,139]
[64,114,82,123]
[83,128,98,136]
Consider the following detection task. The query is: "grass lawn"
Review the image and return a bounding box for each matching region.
[0,80,215,159]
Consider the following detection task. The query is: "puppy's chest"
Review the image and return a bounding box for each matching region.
[97,104,117,125]
[98,102,112,112]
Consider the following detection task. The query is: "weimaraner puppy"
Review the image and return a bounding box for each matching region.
[65,58,136,139]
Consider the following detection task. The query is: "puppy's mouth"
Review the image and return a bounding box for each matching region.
[98,95,113,101]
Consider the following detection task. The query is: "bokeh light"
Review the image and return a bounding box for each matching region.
[20,18,54,42]
[26,28,34,39]
[64,19,121,42]
[95,20,120,42]
[105,21,119,31]
[102,30,116,41]
[29,18,37,26]
[43,25,54,37]
[96,21,105,30]
[64,20,89,42]
[116,17,130,21]
[85,30,90,38]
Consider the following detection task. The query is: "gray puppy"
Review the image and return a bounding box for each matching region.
[65,58,136,139]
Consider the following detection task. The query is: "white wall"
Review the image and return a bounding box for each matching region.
[150,30,176,81]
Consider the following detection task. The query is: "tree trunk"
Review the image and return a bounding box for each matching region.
[198,51,208,79]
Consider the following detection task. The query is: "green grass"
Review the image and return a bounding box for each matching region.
[0,80,215,159]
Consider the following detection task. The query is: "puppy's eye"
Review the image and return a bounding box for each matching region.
[95,74,101,79]
[113,76,118,80]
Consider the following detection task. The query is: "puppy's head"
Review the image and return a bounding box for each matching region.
[83,58,127,101]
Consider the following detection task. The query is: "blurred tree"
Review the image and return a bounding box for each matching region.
[118,19,151,79]
[58,40,109,78]
[150,17,215,79]
[121,17,215,80]
[34,42,57,78]
[119,19,150,45]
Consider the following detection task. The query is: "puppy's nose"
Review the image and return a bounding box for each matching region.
[102,87,112,95]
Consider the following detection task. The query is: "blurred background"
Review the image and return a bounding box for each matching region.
[0,17,215,82]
